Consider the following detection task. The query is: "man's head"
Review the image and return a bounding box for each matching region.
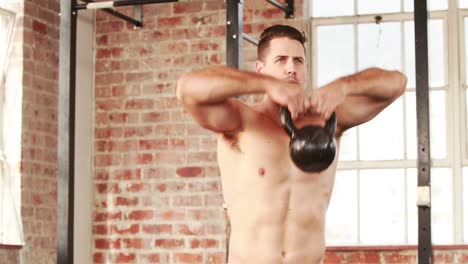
[257,24,307,61]
[256,25,308,88]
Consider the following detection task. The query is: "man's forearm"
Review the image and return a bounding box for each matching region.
[176,66,274,105]
[339,68,407,101]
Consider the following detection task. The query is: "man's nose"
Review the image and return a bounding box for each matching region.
[286,60,296,75]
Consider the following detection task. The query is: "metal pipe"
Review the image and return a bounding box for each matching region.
[74,0,178,10]
[80,0,142,27]
[266,0,291,12]
[58,0,76,263]
[414,0,433,263]
[242,33,258,46]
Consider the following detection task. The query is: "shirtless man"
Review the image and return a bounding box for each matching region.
[176,25,407,264]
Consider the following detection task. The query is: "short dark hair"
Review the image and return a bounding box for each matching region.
[257,24,307,61]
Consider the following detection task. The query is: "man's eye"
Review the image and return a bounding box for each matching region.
[276,58,285,62]
[294,58,304,64]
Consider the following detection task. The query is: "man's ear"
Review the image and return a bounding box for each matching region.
[255,61,263,73]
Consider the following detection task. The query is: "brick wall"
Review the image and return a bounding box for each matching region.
[92,1,305,263]
[91,1,468,264]
[20,0,60,263]
[0,0,60,263]
[324,248,468,263]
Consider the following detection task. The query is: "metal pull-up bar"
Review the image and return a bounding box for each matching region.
[266,0,294,18]
[414,0,432,263]
[227,0,294,68]
[74,0,179,10]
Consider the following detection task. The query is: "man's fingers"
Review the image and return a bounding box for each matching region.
[288,103,298,120]
[309,95,318,113]
[304,97,311,113]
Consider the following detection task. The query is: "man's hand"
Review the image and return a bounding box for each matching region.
[309,81,346,120]
[266,81,311,120]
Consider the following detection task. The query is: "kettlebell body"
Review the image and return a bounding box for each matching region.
[280,107,337,172]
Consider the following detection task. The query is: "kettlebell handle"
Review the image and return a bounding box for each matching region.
[324,112,337,136]
[280,107,337,137]
[279,107,297,137]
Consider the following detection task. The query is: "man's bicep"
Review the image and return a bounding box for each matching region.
[185,99,243,134]
[335,95,392,135]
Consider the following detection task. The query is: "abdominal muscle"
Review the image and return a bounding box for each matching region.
[218,128,338,264]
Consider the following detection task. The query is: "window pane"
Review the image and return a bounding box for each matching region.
[316,25,355,86]
[358,22,401,71]
[406,169,417,244]
[359,97,404,160]
[404,0,448,11]
[338,127,357,161]
[465,17,468,82]
[326,170,358,245]
[312,0,354,17]
[405,91,447,160]
[407,168,453,244]
[428,20,445,87]
[465,90,468,154]
[405,92,417,159]
[432,168,453,244]
[359,169,406,244]
[464,168,468,243]
[405,20,446,88]
[405,21,416,88]
[358,0,400,15]
[460,0,468,8]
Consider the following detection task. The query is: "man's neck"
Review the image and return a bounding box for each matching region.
[258,96,282,126]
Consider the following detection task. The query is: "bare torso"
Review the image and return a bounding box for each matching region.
[218,101,340,264]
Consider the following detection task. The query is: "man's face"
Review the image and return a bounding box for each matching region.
[256,37,308,88]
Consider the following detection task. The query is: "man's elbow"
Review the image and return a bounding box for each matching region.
[176,72,192,104]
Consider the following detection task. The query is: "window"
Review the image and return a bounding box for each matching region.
[0,6,23,246]
[310,0,462,245]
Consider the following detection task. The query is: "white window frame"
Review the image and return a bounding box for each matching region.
[309,0,468,245]
[0,6,23,246]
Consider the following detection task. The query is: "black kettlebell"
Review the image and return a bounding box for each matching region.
[280,107,337,172]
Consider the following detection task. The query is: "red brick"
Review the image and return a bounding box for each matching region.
[156,209,186,221]
[110,224,139,235]
[176,166,203,178]
[32,20,47,34]
[124,126,153,137]
[189,238,219,248]
[383,252,417,263]
[141,253,170,263]
[128,210,154,220]
[346,252,380,263]
[155,238,184,249]
[93,252,106,263]
[142,224,172,235]
[110,253,136,263]
[434,252,454,263]
[111,169,141,180]
[207,252,225,264]
[156,182,185,193]
[158,16,186,27]
[96,183,121,194]
[95,238,121,249]
[172,195,203,207]
[122,238,152,249]
[115,196,139,206]
[141,111,170,122]
[139,139,169,150]
[174,253,203,262]
[173,2,203,13]
[93,224,108,235]
[125,183,151,192]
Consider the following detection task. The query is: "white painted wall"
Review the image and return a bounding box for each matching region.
[74,10,94,264]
